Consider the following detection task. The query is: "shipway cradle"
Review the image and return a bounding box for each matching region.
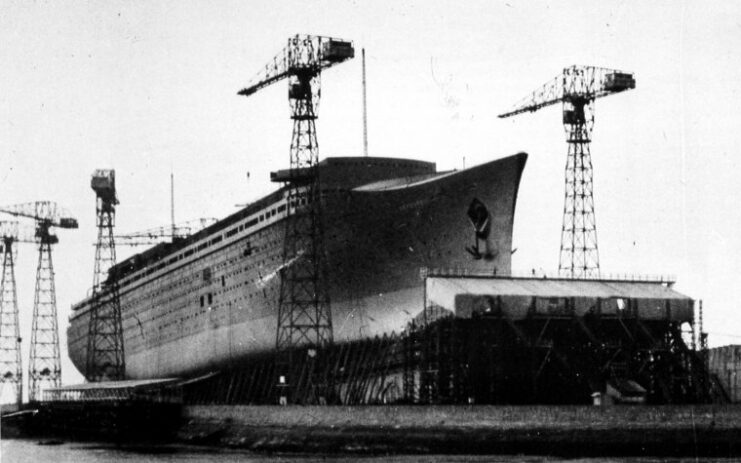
[67,153,527,379]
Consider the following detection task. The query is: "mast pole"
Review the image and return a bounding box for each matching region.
[362,48,368,157]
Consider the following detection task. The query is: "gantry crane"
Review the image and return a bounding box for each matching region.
[498,65,635,278]
[0,221,24,406]
[238,35,354,402]
[0,202,78,401]
[86,170,125,382]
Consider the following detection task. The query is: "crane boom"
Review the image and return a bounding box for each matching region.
[0,201,78,230]
[498,65,635,119]
[238,35,354,97]
[498,74,563,118]
[112,218,218,246]
[0,221,40,246]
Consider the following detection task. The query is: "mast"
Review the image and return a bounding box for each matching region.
[362,48,369,157]
[170,172,175,241]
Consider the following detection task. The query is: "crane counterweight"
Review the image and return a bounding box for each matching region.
[91,169,118,207]
[604,72,636,92]
[321,39,354,62]
[58,218,79,229]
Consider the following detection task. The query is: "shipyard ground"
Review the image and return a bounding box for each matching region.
[177,404,740,457]
[4,402,741,457]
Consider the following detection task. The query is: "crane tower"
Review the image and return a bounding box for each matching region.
[238,34,354,401]
[0,221,22,406]
[86,170,125,381]
[498,65,635,278]
[0,201,78,401]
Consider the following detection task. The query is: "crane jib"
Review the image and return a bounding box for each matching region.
[237,36,354,99]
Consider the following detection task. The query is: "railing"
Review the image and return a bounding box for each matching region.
[421,267,676,284]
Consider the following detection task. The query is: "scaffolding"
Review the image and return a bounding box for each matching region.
[180,273,725,406]
[399,274,726,405]
[183,333,402,405]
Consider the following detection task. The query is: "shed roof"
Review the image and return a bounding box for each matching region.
[426,276,691,309]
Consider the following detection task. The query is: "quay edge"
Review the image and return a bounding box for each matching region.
[177,403,741,456]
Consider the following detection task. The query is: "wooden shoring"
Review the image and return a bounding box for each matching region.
[224,369,239,404]
[343,339,370,403]
[368,334,398,404]
[346,339,370,404]
[348,338,374,403]
[232,367,250,403]
[402,322,417,402]
[354,337,385,404]
[241,362,259,403]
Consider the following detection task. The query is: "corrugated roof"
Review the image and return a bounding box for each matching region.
[427,276,690,309]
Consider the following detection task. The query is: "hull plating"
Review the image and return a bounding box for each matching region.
[67,154,527,379]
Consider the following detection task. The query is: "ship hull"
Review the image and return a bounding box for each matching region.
[67,153,527,379]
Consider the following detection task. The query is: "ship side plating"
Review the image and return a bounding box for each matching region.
[67,153,528,379]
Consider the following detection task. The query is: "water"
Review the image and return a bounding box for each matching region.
[1,439,737,462]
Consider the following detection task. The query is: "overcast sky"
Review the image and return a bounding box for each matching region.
[2,1,740,389]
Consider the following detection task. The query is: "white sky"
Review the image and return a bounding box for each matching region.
[1,1,740,389]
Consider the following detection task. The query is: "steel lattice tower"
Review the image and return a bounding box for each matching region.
[238,35,353,401]
[28,223,61,401]
[498,65,635,278]
[0,202,77,401]
[277,63,333,354]
[0,224,22,406]
[86,170,125,381]
[559,68,600,277]
[274,46,334,404]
